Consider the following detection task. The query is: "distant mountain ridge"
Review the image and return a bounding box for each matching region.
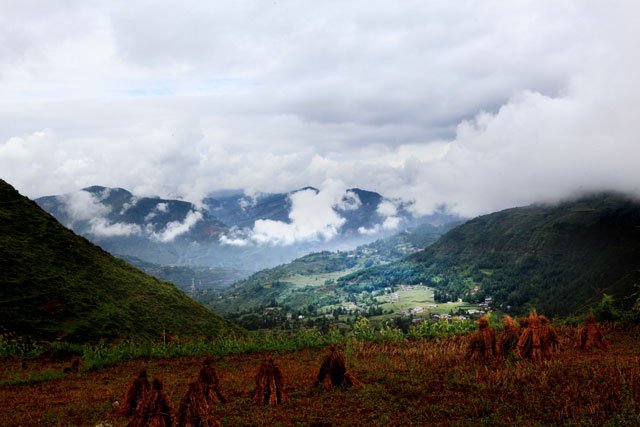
[0,179,240,342]
[36,185,457,273]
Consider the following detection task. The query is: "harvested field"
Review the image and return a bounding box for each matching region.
[1,325,640,426]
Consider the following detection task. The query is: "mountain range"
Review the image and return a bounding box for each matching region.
[35,185,456,275]
[206,192,640,323]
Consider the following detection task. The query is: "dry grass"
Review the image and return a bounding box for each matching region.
[251,358,287,405]
[465,316,497,364]
[577,314,609,351]
[316,345,362,389]
[517,310,548,364]
[2,325,640,426]
[127,378,172,427]
[499,315,520,357]
[119,368,150,417]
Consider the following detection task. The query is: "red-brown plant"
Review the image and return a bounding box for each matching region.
[199,356,226,405]
[175,357,224,427]
[252,358,287,405]
[517,310,553,364]
[316,345,361,388]
[119,368,151,417]
[127,378,173,427]
[539,315,559,356]
[499,315,520,357]
[176,382,221,427]
[465,316,497,363]
[577,313,609,351]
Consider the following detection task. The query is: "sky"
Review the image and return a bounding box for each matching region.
[1,0,639,219]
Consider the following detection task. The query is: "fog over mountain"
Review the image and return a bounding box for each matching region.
[35,183,447,272]
[1,2,639,217]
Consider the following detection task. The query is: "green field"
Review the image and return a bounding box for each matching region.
[282,269,357,287]
[375,285,478,316]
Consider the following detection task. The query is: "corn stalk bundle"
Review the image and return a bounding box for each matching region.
[577,314,608,351]
[465,316,497,363]
[127,378,173,427]
[119,369,151,417]
[539,315,559,356]
[499,315,521,357]
[316,346,361,388]
[176,381,221,427]
[252,358,287,405]
[517,310,549,364]
[198,357,226,405]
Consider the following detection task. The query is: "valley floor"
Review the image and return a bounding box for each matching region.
[2,325,640,426]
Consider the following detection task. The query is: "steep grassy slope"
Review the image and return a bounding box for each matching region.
[341,193,640,316]
[0,180,241,342]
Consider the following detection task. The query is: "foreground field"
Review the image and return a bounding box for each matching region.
[2,324,640,426]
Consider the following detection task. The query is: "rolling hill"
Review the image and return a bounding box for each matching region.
[340,193,640,316]
[0,179,241,342]
[205,221,456,316]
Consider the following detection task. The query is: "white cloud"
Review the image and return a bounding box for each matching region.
[376,200,398,217]
[60,190,110,222]
[238,190,261,211]
[1,2,639,219]
[144,202,169,221]
[336,190,362,211]
[88,217,142,237]
[220,180,359,245]
[151,210,203,242]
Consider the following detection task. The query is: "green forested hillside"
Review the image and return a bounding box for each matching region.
[340,193,640,316]
[205,222,454,317]
[0,180,241,342]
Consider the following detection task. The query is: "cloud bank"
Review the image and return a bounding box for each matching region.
[1,2,639,218]
[58,189,202,241]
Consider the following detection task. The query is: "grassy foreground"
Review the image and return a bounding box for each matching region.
[1,324,640,426]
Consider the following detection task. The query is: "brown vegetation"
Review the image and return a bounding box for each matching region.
[539,315,559,355]
[199,357,226,405]
[316,345,361,388]
[465,316,497,363]
[127,378,172,427]
[517,310,554,364]
[176,381,221,427]
[4,324,640,425]
[499,315,521,357]
[252,358,287,405]
[176,357,225,426]
[63,356,80,374]
[577,314,609,351]
[119,368,151,417]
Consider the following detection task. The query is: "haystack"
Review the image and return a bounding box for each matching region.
[577,313,608,351]
[316,346,361,388]
[465,316,497,363]
[176,382,221,427]
[127,378,173,427]
[517,310,552,364]
[252,358,287,405]
[539,315,559,355]
[499,315,521,357]
[199,357,226,405]
[119,369,151,417]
